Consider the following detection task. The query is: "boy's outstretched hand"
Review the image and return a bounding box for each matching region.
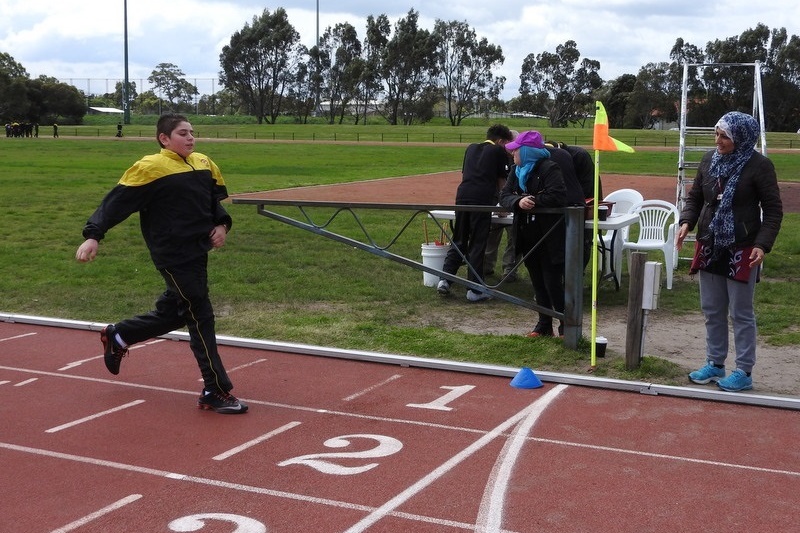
[76,239,98,262]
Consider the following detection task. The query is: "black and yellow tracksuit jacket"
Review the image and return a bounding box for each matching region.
[82,149,233,269]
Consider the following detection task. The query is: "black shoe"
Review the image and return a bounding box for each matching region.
[502,271,518,282]
[198,390,249,414]
[101,325,128,375]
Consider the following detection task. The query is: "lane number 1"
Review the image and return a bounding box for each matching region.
[406,385,475,411]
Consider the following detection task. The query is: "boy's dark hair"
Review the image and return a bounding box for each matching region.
[486,124,513,143]
[156,113,189,147]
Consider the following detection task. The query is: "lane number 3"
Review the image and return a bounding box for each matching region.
[168,513,266,532]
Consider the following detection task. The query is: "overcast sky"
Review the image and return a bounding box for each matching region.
[1,0,796,99]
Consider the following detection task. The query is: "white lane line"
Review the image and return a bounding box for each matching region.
[0,332,37,342]
[50,494,142,533]
[529,436,800,477]
[58,355,103,371]
[198,358,268,381]
[0,364,502,435]
[1,441,481,531]
[341,384,568,533]
[58,339,165,371]
[213,421,302,461]
[1,440,375,511]
[475,386,564,532]
[45,400,146,433]
[14,378,38,386]
[4,416,800,532]
[343,374,403,401]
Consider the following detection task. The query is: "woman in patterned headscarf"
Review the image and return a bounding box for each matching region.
[676,111,783,392]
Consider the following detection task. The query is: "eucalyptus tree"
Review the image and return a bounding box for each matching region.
[0,74,28,121]
[317,22,363,124]
[764,28,800,131]
[624,62,676,129]
[593,74,636,128]
[433,19,505,126]
[287,52,318,123]
[219,8,302,124]
[0,52,28,79]
[699,25,771,121]
[670,38,705,89]
[667,38,707,125]
[147,63,198,112]
[378,9,439,125]
[131,90,159,115]
[196,88,242,116]
[20,75,86,123]
[518,40,601,127]
[109,81,138,110]
[669,24,800,130]
[355,14,390,125]
[0,52,30,121]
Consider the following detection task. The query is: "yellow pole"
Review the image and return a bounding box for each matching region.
[590,150,602,368]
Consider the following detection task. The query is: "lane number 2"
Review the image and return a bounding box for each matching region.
[277,434,403,475]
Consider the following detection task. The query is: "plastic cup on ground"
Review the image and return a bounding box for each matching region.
[595,336,608,358]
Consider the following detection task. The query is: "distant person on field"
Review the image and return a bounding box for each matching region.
[437,124,514,302]
[53,123,58,138]
[75,113,247,414]
[116,122,123,137]
[677,111,783,392]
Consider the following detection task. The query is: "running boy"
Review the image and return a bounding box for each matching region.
[75,113,247,414]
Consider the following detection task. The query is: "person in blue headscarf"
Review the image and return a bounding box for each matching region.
[677,111,783,392]
[499,130,568,337]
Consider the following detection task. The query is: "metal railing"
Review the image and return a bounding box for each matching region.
[231,198,587,349]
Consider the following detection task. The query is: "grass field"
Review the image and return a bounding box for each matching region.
[2,131,798,386]
[77,113,800,151]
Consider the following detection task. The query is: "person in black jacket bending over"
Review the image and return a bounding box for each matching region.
[75,113,247,414]
[437,124,514,302]
[500,130,568,337]
[676,111,782,393]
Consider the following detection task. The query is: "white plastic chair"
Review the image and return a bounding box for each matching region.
[599,189,643,286]
[621,199,680,289]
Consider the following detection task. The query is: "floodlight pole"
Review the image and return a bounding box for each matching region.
[314,0,321,116]
[123,0,131,125]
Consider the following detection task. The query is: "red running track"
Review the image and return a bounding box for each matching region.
[1,320,798,532]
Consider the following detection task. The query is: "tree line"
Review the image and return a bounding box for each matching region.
[0,53,85,125]
[2,8,799,131]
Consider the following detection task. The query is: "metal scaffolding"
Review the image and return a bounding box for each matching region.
[676,61,767,215]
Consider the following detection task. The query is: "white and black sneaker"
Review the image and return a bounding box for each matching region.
[198,390,249,414]
[436,279,450,294]
[466,289,491,302]
[100,325,128,375]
